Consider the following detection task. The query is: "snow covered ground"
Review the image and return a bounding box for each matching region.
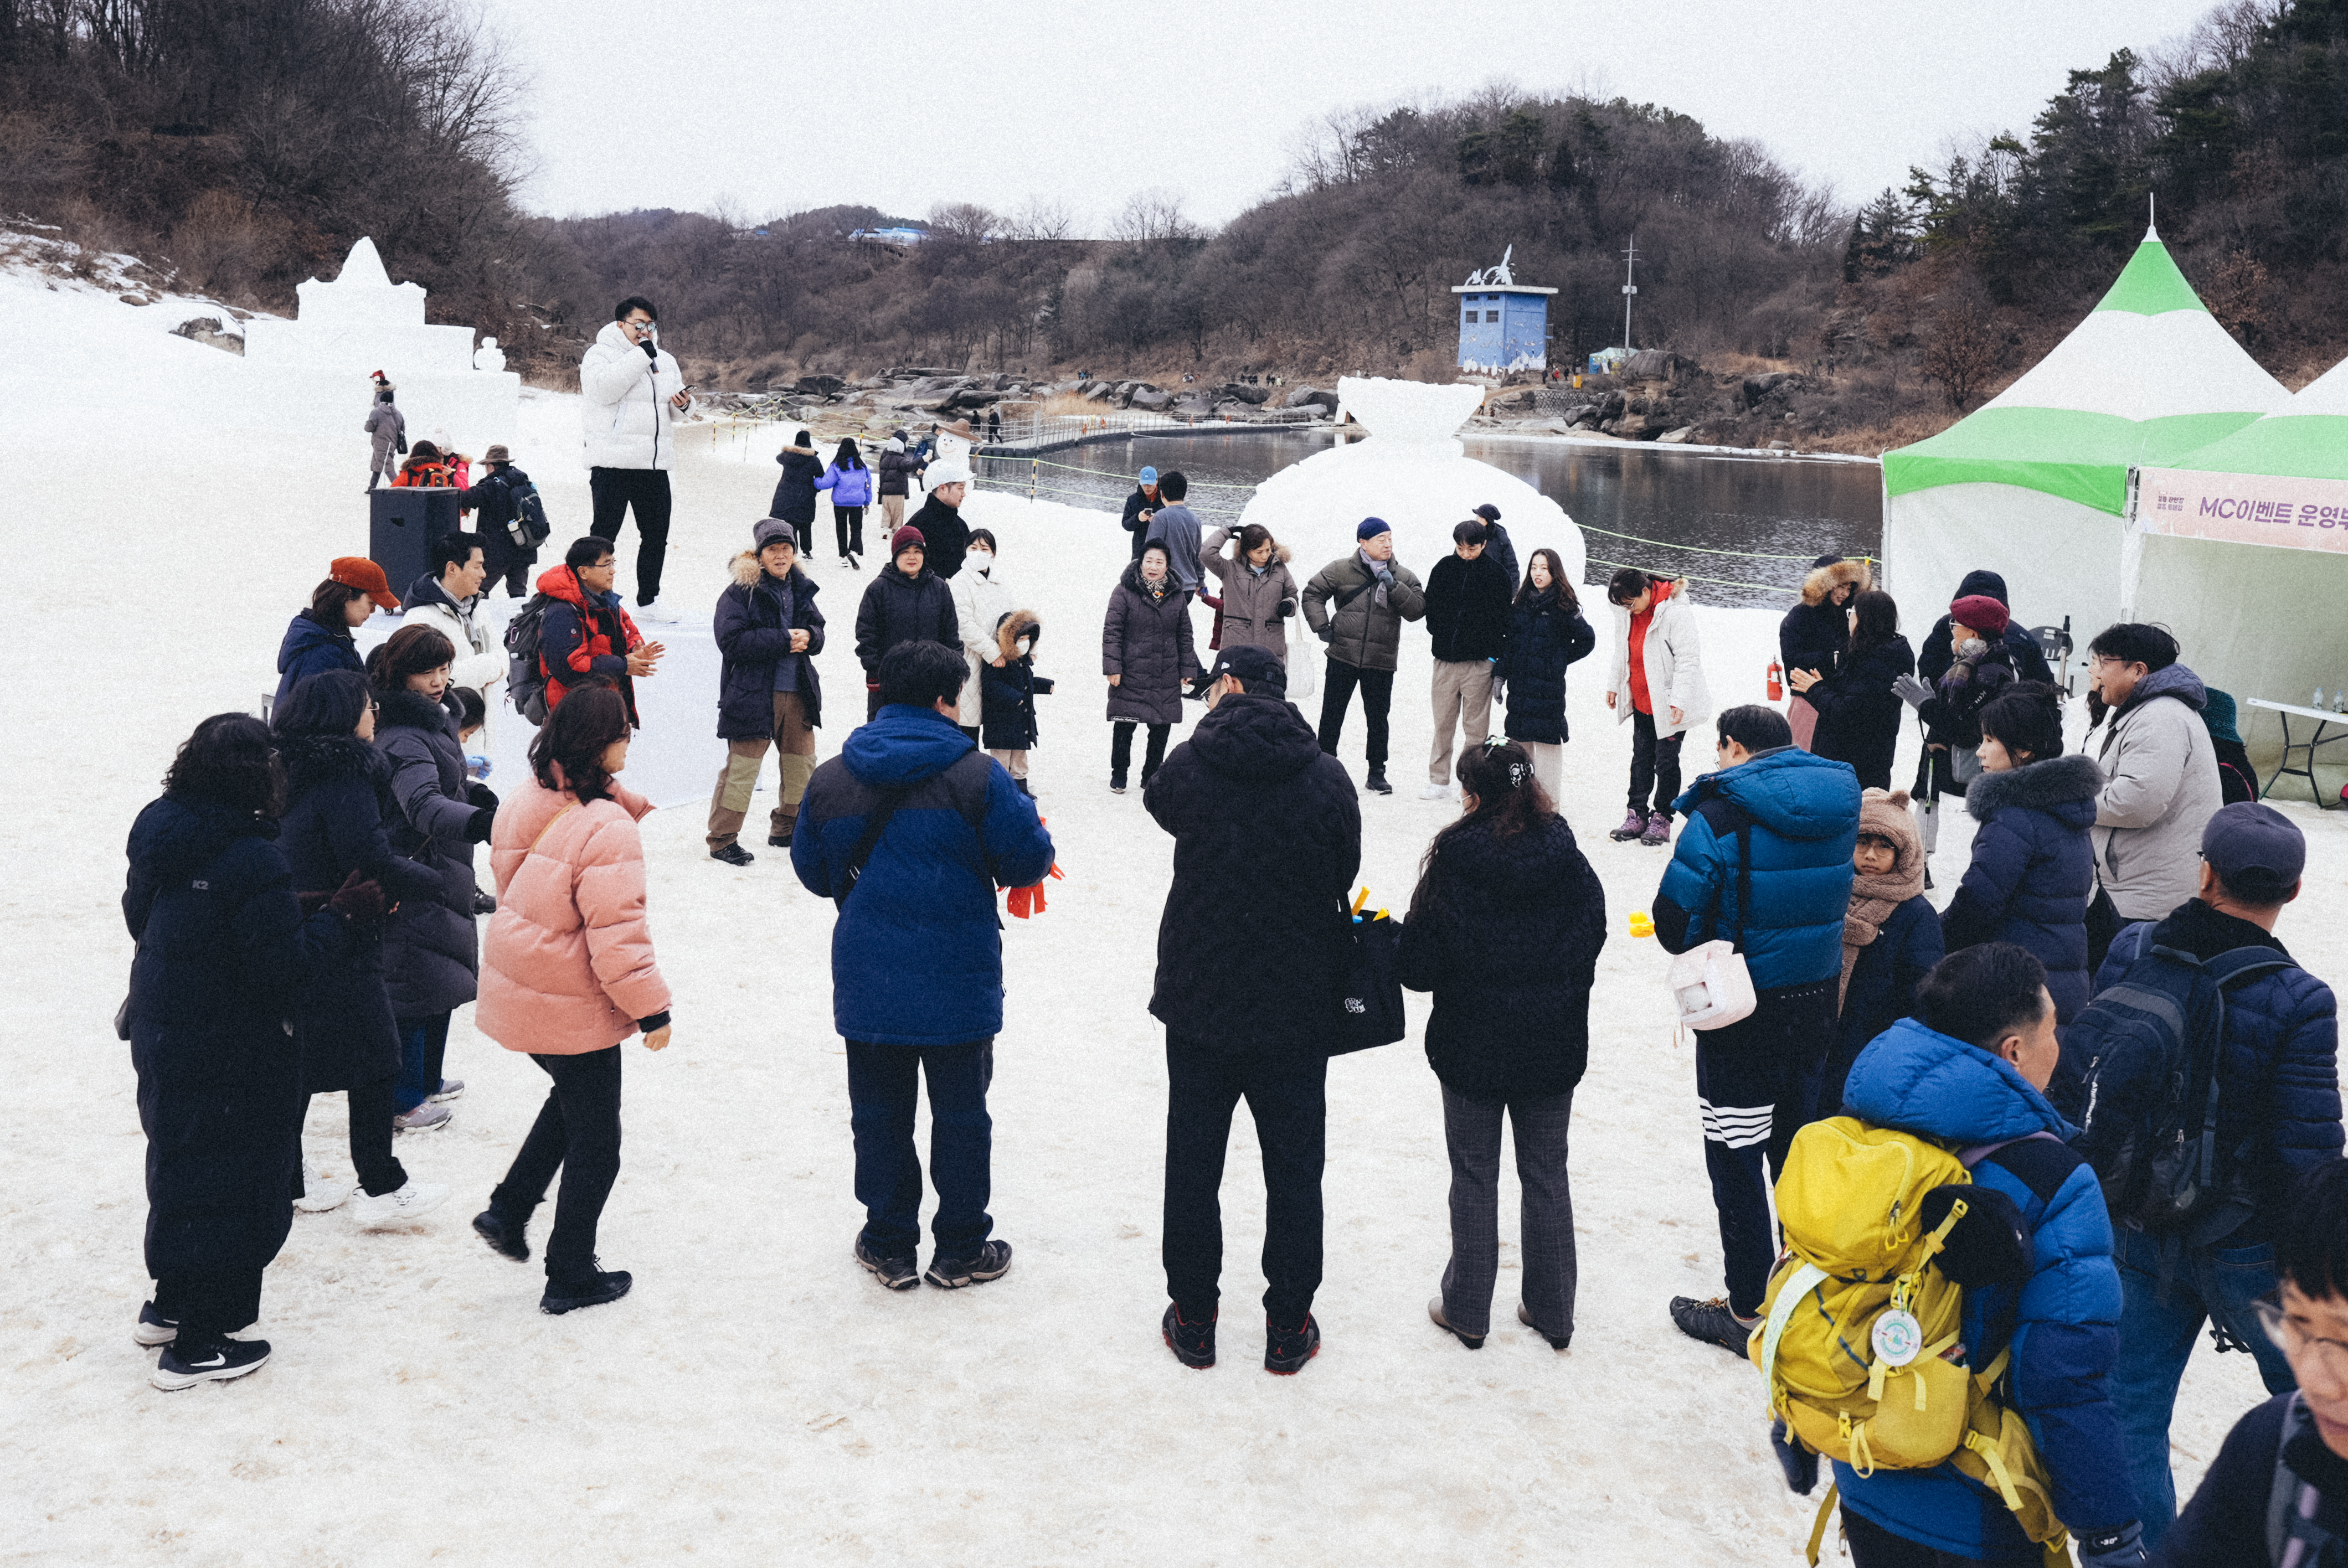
[5,262,2340,1563]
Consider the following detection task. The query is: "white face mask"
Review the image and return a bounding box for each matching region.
[1015,637,1031,656]
[969,549,992,570]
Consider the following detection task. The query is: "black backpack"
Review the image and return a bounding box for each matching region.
[2052,940,2293,1239]
[506,471,551,548]
[504,593,554,724]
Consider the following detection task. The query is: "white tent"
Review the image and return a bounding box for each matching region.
[1881,228,2289,676]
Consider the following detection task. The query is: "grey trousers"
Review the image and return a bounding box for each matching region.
[1439,1082,1577,1340]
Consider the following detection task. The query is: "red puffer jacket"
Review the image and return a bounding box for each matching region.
[537,564,642,721]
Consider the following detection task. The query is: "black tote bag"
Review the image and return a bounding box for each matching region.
[1330,907,1406,1055]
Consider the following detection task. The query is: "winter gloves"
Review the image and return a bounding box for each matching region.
[325,870,385,941]
[466,782,500,812]
[641,337,659,362]
[2076,1523,2146,1567]
[1891,673,1932,710]
[1768,1420,1817,1496]
[1003,818,1065,919]
[465,806,497,844]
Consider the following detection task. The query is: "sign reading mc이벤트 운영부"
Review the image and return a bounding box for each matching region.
[2133,468,2348,553]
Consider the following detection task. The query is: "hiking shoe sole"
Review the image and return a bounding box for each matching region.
[855,1237,920,1291]
[925,1240,1013,1290]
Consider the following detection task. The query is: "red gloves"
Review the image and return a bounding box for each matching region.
[1005,817,1065,920]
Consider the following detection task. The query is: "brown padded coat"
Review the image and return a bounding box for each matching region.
[1201,527,1299,661]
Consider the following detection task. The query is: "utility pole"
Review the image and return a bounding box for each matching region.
[1620,234,1640,352]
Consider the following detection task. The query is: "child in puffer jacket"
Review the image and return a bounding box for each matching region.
[980,610,1051,793]
[1821,787,1943,1115]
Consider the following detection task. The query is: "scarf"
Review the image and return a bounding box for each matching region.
[1358,548,1393,609]
[1840,790,1927,1005]
[1141,573,1171,604]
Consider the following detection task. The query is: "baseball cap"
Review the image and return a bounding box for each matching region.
[1207,644,1286,696]
[329,556,400,608]
[2201,802,2306,901]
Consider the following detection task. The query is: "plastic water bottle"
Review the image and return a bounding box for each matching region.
[2317,690,2327,711]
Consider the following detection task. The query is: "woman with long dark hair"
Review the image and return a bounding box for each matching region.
[1495,548,1597,806]
[1398,739,1606,1353]
[1201,522,1299,661]
[123,713,380,1388]
[274,670,449,1225]
[1791,588,1916,790]
[817,436,875,566]
[370,623,495,1132]
[475,683,673,1314]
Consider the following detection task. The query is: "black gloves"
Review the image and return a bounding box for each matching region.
[1277,597,1296,619]
[1769,1420,1817,1496]
[641,337,658,361]
[465,806,497,844]
[467,782,500,812]
[326,870,385,940]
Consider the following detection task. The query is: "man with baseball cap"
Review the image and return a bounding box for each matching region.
[908,457,972,580]
[274,557,398,714]
[2093,800,2342,1548]
[1123,467,1162,561]
[1301,517,1427,795]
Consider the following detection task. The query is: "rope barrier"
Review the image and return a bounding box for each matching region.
[1573,521,1875,566]
[973,450,1260,488]
[1585,555,1799,599]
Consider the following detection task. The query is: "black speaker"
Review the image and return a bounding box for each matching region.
[369,489,462,595]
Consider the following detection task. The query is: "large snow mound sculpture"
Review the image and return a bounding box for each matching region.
[1237,376,1584,591]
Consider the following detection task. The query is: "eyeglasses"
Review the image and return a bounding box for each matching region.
[2254,1297,2348,1381]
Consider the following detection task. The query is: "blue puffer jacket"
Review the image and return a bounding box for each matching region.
[1941,753,2101,1023]
[791,705,1055,1046]
[816,461,874,508]
[2095,898,2342,1242]
[274,611,364,715]
[1654,747,1860,989]
[1837,1019,2138,1556]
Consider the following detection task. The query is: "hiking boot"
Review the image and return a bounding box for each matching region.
[393,1102,451,1134]
[854,1234,920,1291]
[1363,771,1393,796]
[1518,1302,1571,1351]
[1670,1294,1759,1356]
[925,1239,1013,1290]
[1163,1303,1216,1369]
[1609,807,1649,841]
[350,1179,450,1229]
[1640,811,1674,848]
[430,1079,465,1103]
[473,1207,529,1262]
[1429,1296,1485,1349]
[1265,1313,1321,1374]
[769,814,796,848]
[132,1301,178,1348]
[152,1331,272,1391]
[711,842,755,867]
[1013,778,1033,798]
[541,1261,632,1315]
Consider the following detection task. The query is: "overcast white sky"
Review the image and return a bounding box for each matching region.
[488,0,2216,231]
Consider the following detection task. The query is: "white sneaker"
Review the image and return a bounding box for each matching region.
[393,1102,452,1133]
[294,1162,346,1212]
[1419,783,1451,801]
[634,600,679,624]
[350,1179,451,1229]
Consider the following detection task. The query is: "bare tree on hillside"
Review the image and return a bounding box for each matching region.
[1920,291,2006,411]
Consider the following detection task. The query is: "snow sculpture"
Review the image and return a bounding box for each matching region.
[473,337,506,373]
[1236,376,1585,590]
[241,237,518,445]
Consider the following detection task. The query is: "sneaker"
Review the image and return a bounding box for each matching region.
[1639,811,1673,848]
[1109,773,1127,796]
[472,889,498,915]
[1609,807,1649,842]
[1418,783,1451,801]
[132,1301,178,1348]
[847,553,863,571]
[293,1162,347,1213]
[1670,1294,1759,1356]
[430,1078,465,1103]
[473,1207,530,1262]
[1162,1303,1216,1369]
[925,1239,1013,1290]
[152,1332,271,1391]
[1518,1301,1571,1351]
[854,1234,920,1291]
[1923,864,1935,891]
[541,1263,632,1316]
[634,601,678,625]
[711,842,755,866]
[1428,1296,1485,1349]
[350,1179,450,1229]
[1265,1313,1321,1374]
[393,1102,451,1134]
[1363,771,1393,796]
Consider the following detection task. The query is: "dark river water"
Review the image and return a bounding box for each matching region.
[974,430,1883,608]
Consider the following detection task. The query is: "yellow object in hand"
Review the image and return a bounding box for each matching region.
[1628,911,1655,938]
[1351,886,1371,916]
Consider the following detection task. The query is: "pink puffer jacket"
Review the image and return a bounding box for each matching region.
[477,776,671,1055]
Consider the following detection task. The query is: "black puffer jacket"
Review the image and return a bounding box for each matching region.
[770,447,823,527]
[853,562,959,675]
[909,493,970,579]
[1805,634,1916,791]
[277,733,441,1091]
[1145,692,1361,1056]
[1424,551,1514,663]
[373,685,483,1018]
[1399,814,1607,1100]
[1496,590,1596,746]
[714,553,826,735]
[1104,561,1199,726]
[877,448,921,498]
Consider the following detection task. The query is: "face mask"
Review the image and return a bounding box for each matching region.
[969,550,992,568]
[1015,637,1031,656]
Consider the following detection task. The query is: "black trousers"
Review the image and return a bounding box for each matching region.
[1695,980,1834,1317]
[1111,721,1170,782]
[1317,660,1394,769]
[1841,1507,2039,1567]
[1162,1035,1327,1325]
[156,1268,265,1342]
[835,505,866,558]
[296,1075,406,1199]
[1629,708,1687,814]
[588,467,673,606]
[490,1045,624,1281]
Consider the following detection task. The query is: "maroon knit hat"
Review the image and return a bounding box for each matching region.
[1948,594,2010,638]
[889,525,926,558]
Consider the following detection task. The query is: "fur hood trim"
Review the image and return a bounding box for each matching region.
[1218,538,1293,566]
[1800,558,1874,607]
[727,551,816,599]
[1964,751,2104,822]
[995,609,1042,659]
[280,730,393,790]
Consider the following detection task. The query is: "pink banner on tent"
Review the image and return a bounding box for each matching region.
[2134,467,2348,553]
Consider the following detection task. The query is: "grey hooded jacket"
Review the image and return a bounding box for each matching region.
[2092,662,2223,921]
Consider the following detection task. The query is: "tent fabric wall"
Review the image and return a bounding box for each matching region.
[1881,482,2119,670]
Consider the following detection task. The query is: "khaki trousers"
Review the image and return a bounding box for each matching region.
[880,495,906,533]
[708,692,817,847]
[987,747,1027,780]
[1428,658,1495,786]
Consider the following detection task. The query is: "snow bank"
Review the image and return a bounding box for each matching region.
[4,267,2336,1563]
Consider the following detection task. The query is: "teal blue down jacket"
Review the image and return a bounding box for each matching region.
[1652,746,1859,991]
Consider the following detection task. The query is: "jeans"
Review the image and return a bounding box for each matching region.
[2110,1227,2297,1545]
[1440,1084,1577,1340]
[1694,980,1834,1317]
[588,466,673,605]
[490,1045,624,1281]
[1318,660,1394,770]
[1629,708,1686,814]
[298,1075,406,1198]
[1162,1035,1327,1325]
[392,1012,451,1115]
[1110,721,1170,783]
[846,1039,995,1258]
[834,504,866,558]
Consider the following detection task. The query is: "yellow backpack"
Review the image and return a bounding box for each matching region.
[1752,1117,2069,1567]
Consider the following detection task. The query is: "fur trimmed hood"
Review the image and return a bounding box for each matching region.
[1217,537,1293,567]
[995,608,1041,659]
[727,551,817,600]
[1964,751,2104,822]
[1800,556,1873,606]
[280,729,393,793]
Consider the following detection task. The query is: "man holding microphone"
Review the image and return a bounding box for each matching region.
[581,296,691,623]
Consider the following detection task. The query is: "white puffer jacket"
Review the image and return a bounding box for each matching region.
[401,583,505,742]
[951,563,1016,727]
[579,321,686,470]
[1605,580,1712,739]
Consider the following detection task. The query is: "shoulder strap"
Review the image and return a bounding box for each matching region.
[2268,1392,2328,1567]
[529,804,576,854]
[2203,945,2297,990]
[832,786,913,912]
